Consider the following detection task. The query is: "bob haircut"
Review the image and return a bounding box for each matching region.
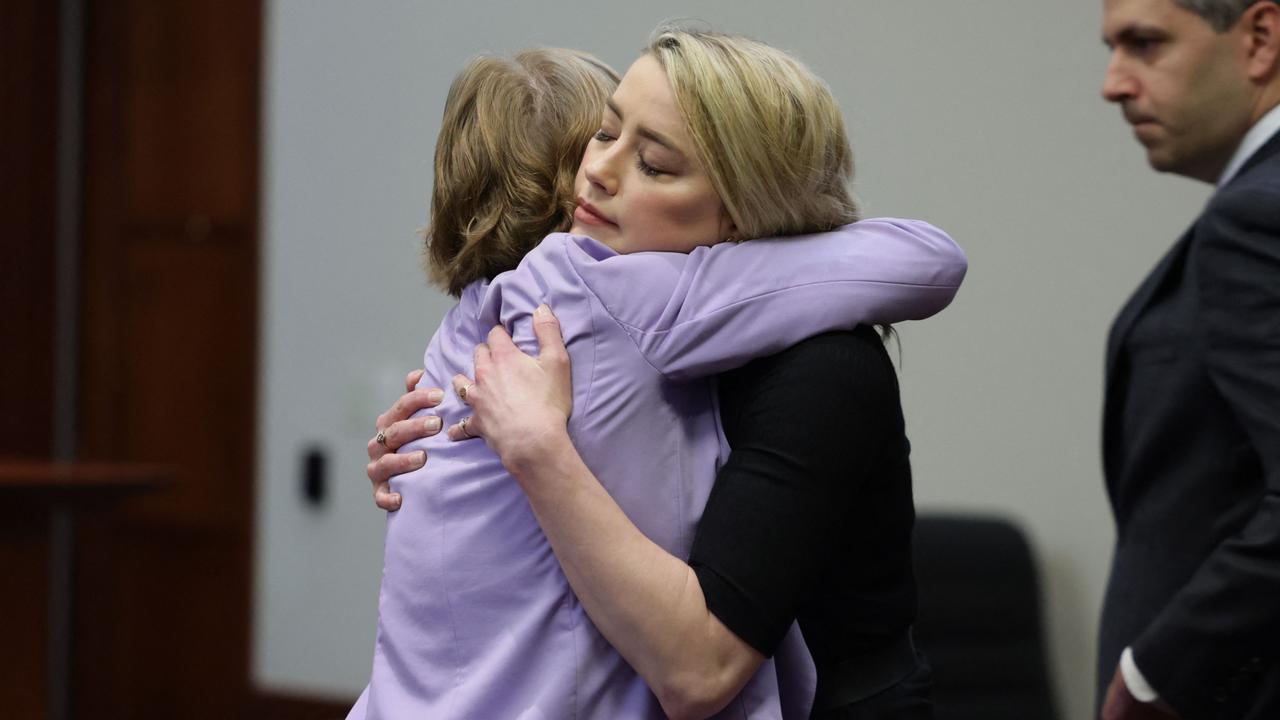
[646,28,859,240]
[426,49,619,296]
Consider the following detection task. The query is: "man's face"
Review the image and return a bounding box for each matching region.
[1101,0,1255,181]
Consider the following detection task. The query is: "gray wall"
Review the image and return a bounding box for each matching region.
[256,2,1212,717]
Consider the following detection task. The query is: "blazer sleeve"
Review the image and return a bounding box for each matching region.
[1131,182,1280,716]
[573,218,967,381]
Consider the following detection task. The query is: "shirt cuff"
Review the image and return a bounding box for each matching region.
[1121,646,1160,703]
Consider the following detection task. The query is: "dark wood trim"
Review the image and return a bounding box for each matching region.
[0,0,60,459]
[0,1,62,715]
[247,691,358,720]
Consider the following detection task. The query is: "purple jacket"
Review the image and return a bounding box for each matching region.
[349,219,967,719]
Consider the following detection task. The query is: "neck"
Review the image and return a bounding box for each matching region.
[1249,82,1280,126]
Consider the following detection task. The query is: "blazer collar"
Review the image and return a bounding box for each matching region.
[1225,127,1280,189]
[1104,224,1194,389]
[1109,117,1280,378]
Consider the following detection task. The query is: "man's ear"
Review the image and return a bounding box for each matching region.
[1244,1,1280,82]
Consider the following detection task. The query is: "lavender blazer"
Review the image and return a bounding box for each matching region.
[349,219,967,719]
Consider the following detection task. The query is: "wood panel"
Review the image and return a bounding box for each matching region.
[0,0,59,457]
[247,693,355,720]
[75,0,261,716]
[0,509,50,719]
[0,0,60,715]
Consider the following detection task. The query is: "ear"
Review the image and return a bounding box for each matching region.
[1243,0,1280,82]
[719,214,739,243]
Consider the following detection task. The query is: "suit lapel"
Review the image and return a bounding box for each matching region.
[1107,126,1279,379]
[1102,225,1193,481]
[1105,226,1193,389]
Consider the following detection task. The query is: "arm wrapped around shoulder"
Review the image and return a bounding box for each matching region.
[578,217,968,381]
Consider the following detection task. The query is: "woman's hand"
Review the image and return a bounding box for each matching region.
[366,369,445,510]
[449,304,573,477]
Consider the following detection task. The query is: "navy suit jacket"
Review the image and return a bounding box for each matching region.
[1098,130,1280,719]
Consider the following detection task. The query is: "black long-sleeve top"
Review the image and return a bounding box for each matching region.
[690,327,919,673]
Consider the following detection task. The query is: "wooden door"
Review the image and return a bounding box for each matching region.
[74,0,260,715]
[1,0,62,716]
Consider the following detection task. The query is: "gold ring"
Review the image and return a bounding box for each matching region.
[459,383,474,402]
[458,417,472,439]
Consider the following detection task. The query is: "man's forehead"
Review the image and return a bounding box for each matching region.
[1103,0,1192,39]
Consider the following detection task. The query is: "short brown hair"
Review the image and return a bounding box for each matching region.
[425,49,619,296]
[1175,0,1278,31]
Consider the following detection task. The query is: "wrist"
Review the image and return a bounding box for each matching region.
[501,424,574,482]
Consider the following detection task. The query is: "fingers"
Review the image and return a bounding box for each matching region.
[372,480,400,511]
[376,386,445,430]
[532,304,568,366]
[485,324,517,356]
[367,416,443,461]
[473,340,493,379]
[452,374,476,405]
[404,368,426,393]
[447,415,484,442]
[372,415,444,456]
[365,449,426,511]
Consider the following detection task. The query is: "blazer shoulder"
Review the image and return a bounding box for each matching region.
[1204,169,1280,233]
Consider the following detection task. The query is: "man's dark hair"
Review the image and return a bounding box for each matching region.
[1176,0,1278,31]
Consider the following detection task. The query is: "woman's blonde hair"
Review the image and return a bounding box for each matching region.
[647,28,859,239]
[425,49,619,296]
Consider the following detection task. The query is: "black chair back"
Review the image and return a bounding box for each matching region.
[912,514,1060,720]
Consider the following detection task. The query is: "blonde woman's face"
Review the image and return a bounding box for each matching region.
[571,54,734,254]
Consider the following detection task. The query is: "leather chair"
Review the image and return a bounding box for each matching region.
[912,514,1060,720]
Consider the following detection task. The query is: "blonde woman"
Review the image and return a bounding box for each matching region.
[359,31,963,720]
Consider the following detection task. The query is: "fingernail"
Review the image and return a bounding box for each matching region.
[427,388,444,403]
[426,417,442,431]
[391,494,401,507]
[414,451,426,466]
[536,304,551,317]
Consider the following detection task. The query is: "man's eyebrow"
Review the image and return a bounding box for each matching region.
[1104,23,1169,47]
[605,98,683,156]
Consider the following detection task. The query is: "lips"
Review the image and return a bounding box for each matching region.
[574,198,616,227]
[1123,108,1157,127]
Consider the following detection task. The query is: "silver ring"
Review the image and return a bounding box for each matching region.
[459,383,474,402]
[375,429,388,447]
[458,416,472,439]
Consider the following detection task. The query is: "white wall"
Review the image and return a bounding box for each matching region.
[257,2,1213,717]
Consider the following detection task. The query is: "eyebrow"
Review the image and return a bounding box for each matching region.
[1103,23,1169,48]
[606,98,684,157]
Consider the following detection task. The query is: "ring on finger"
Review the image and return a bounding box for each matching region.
[459,383,475,402]
[458,416,472,439]
[375,429,388,447]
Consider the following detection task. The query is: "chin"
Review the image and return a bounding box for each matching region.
[1144,147,1179,173]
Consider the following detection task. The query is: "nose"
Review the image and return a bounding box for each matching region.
[1101,52,1135,103]
[582,142,620,196]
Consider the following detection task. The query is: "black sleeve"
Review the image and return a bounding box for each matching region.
[689,327,904,656]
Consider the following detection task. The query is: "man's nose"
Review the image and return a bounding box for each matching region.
[1101,53,1135,103]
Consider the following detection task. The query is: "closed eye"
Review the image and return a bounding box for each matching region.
[636,154,664,177]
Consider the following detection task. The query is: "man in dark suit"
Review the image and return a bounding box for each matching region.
[1097,0,1280,718]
